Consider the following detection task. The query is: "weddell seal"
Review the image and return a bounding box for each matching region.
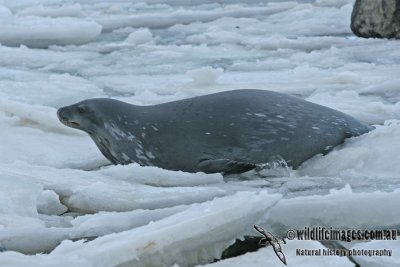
[57,89,373,174]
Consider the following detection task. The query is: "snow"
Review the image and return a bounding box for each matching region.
[0,0,399,266]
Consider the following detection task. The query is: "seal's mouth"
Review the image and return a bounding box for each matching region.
[69,121,80,127]
[57,108,81,128]
[61,119,81,128]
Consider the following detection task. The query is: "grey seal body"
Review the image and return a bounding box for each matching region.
[57,89,373,174]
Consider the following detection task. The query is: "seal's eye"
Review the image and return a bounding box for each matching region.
[77,106,85,114]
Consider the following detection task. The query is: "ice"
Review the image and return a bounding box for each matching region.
[0,72,103,107]
[0,0,63,12]
[98,163,223,187]
[299,121,400,178]
[64,179,228,213]
[0,175,41,217]
[0,191,281,265]
[0,162,239,254]
[52,191,281,267]
[306,90,400,124]
[0,252,74,267]
[266,185,400,233]
[0,103,105,169]
[0,228,70,254]
[0,5,13,23]
[187,66,224,86]
[0,162,232,213]
[200,240,354,267]
[125,28,153,45]
[17,4,84,17]
[0,5,102,48]
[350,240,400,267]
[94,3,297,32]
[37,190,68,215]
[69,205,188,238]
[0,0,399,266]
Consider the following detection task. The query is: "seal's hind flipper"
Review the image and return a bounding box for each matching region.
[197,158,256,174]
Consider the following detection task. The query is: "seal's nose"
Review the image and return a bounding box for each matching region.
[57,108,67,122]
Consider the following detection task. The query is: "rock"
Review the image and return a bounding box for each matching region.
[351,0,400,39]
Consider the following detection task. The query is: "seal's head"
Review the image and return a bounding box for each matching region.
[57,99,104,134]
[58,98,141,165]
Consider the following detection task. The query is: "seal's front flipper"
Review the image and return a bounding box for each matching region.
[197,158,256,174]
